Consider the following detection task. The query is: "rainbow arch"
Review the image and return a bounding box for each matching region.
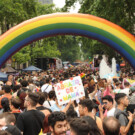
[0,13,135,69]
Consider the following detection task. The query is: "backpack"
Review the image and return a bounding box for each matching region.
[115,111,134,135]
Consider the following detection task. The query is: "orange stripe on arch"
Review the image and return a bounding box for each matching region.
[0,14,61,41]
[75,13,135,43]
[0,14,68,41]
[0,13,134,43]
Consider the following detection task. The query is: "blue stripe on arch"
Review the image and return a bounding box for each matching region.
[0,28,135,69]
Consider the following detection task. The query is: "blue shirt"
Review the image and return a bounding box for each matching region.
[50,103,65,112]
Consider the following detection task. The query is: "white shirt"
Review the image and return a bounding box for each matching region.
[107,108,115,117]
[120,88,130,96]
[43,100,55,109]
[41,84,52,93]
[113,89,121,94]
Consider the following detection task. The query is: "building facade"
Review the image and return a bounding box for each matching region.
[38,0,53,4]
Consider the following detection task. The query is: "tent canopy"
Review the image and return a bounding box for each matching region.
[2,66,17,73]
[0,71,8,81]
[22,65,42,71]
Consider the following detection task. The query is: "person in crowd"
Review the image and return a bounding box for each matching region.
[82,116,102,135]
[95,84,102,104]
[99,95,115,120]
[114,93,135,135]
[20,80,30,92]
[9,97,21,120]
[28,79,36,91]
[41,78,52,93]
[0,112,21,135]
[6,75,14,87]
[50,97,72,113]
[36,91,52,133]
[43,90,56,109]
[127,87,135,113]
[36,92,51,115]
[113,82,121,94]
[12,85,21,98]
[66,105,78,121]
[0,113,15,130]
[16,92,45,135]
[1,98,10,113]
[66,105,78,134]
[17,90,27,111]
[0,85,12,109]
[0,130,11,135]
[48,111,67,135]
[120,82,130,96]
[0,81,4,94]
[103,83,114,98]
[78,99,103,132]
[103,116,120,135]
[70,118,91,135]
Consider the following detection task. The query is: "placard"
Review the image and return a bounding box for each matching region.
[54,76,85,105]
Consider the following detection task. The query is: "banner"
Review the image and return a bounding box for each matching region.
[54,76,85,105]
[127,79,135,84]
[127,79,135,87]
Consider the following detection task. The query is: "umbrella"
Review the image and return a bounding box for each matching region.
[22,65,42,71]
[2,66,17,73]
[0,71,8,81]
[113,76,119,79]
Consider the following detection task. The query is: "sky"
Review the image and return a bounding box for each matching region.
[53,0,80,13]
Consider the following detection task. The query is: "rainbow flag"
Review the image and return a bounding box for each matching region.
[80,73,86,78]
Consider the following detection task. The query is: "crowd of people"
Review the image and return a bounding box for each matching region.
[0,65,134,135]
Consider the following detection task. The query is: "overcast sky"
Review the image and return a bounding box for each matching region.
[53,0,80,13]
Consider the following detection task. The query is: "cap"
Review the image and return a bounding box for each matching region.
[129,87,135,94]
[2,125,21,135]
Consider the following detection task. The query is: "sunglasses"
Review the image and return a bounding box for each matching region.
[103,102,108,105]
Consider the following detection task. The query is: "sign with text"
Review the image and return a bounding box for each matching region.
[54,76,85,105]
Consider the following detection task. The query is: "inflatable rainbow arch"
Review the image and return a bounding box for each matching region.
[0,13,135,69]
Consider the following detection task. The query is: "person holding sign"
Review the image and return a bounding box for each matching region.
[54,76,85,106]
[50,97,73,113]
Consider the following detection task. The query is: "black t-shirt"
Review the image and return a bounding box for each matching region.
[16,110,45,135]
[47,133,51,135]
[36,106,52,112]
[13,113,20,122]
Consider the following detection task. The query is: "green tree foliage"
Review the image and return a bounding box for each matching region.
[63,0,135,61]
[34,36,81,63]
[56,36,81,62]
[12,46,31,64]
[0,1,62,65]
[0,0,37,33]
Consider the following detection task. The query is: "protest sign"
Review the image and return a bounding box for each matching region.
[54,76,85,105]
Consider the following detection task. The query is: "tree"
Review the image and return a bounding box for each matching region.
[0,0,38,34]
[9,2,61,65]
[36,35,81,63]
[63,0,135,61]
[56,35,81,62]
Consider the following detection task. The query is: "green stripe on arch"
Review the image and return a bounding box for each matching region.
[0,23,134,58]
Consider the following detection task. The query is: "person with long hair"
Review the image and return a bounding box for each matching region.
[1,98,10,113]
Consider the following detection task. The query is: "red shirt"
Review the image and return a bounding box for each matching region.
[0,93,12,108]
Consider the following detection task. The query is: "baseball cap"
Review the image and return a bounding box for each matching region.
[2,125,21,135]
[129,87,135,94]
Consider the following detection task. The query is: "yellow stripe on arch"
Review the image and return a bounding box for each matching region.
[0,16,134,50]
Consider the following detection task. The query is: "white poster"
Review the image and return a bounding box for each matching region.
[54,76,85,105]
